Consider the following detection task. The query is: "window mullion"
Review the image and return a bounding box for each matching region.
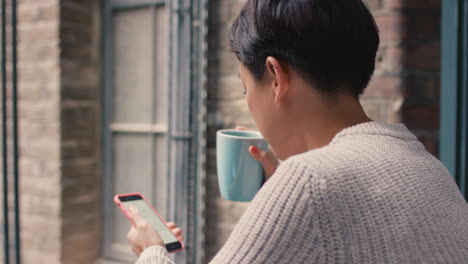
[110,123,168,133]
[150,4,157,206]
[168,0,193,263]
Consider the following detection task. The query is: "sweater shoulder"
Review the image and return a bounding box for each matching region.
[286,133,452,197]
[290,133,427,176]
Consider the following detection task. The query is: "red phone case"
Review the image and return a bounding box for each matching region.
[114,192,185,253]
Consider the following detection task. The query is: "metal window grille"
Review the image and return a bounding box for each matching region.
[1,0,20,263]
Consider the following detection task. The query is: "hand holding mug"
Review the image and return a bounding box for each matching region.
[216,129,269,201]
[236,126,279,181]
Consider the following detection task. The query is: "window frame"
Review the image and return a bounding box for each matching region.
[101,0,207,263]
[441,0,468,199]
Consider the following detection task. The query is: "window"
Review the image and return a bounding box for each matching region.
[102,0,207,263]
[441,0,468,200]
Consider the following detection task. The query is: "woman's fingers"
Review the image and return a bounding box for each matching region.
[172,227,184,241]
[235,125,279,179]
[172,228,182,236]
[249,145,279,181]
[235,125,249,130]
[167,222,184,241]
[128,206,151,230]
[126,210,165,255]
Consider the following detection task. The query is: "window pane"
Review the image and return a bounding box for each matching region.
[110,133,169,250]
[153,135,168,218]
[105,4,173,261]
[112,134,153,248]
[154,6,169,124]
[113,8,153,123]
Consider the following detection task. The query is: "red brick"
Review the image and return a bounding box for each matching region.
[416,132,439,156]
[364,75,402,97]
[402,42,440,71]
[376,46,404,74]
[384,0,441,10]
[375,13,440,42]
[376,43,440,74]
[365,0,384,11]
[402,104,440,129]
[406,13,440,41]
[374,14,406,42]
[401,75,440,102]
[374,46,387,75]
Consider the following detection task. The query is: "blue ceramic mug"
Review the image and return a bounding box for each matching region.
[216,129,268,202]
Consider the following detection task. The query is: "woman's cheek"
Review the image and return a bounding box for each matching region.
[246,93,260,125]
[246,92,254,113]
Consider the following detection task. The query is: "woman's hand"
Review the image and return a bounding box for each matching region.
[166,222,184,242]
[236,126,279,181]
[126,207,184,256]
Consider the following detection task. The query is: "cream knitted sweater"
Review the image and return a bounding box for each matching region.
[136,122,468,264]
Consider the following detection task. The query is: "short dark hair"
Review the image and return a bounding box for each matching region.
[229,0,380,97]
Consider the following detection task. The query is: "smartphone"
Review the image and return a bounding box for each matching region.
[114,193,184,253]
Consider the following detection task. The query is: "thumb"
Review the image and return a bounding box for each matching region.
[249,145,279,179]
[128,206,146,228]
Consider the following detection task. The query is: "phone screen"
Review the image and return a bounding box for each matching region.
[118,195,182,251]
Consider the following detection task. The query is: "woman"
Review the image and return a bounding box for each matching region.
[127,0,468,263]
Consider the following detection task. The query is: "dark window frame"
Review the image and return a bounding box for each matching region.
[441,0,468,199]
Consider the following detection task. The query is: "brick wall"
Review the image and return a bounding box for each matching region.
[10,0,101,263]
[17,0,62,262]
[363,0,441,155]
[59,1,101,263]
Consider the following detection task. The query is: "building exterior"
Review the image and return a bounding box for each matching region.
[0,0,466,263]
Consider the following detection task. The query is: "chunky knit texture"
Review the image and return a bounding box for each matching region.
[136,122,468,264]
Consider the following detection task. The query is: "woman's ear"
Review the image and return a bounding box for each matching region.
[265,56,289,105]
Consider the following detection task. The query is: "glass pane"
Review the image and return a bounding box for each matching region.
[113,8,153,123]
[107,5,171,260]
[154,7,169,124]
[111,134,169,249]
[153,135,168,218]
[112,134,153,248]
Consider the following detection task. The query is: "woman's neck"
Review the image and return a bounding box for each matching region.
[274,93,371,160]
